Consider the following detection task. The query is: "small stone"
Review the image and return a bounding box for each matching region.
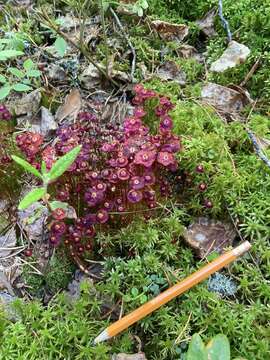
[0,227,16,258]
[40,107,58,136]
[210,41,251,73]
[79,64,100,90]
[112,354,147,360]
[12,89,41,117]
[46,64,67,82]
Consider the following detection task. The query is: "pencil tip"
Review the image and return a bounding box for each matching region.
[94,329,110,344]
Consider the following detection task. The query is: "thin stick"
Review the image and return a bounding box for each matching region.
[240,57,261,87]
[174,312,192,344]
[246,128,270,169]
[100,0,110,78]
[218,0,232,42]
[110,7,136,81]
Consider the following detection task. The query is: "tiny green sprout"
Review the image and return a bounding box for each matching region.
[12,145,82,210]
[54,37,68,57]
[0,58,41,100]
[187,333,246,360]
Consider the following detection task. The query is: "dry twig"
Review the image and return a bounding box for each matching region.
[110,7,136,81]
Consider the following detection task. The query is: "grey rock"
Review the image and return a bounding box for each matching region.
[0,227,16,258]
[210,41,250,73]
[79,64,100,90]
[17,200,48,243]
[47,64,67,82]
[0,291,19,321]
[112,354,147,360]
[40,107,58,136]
[12,90,41,117]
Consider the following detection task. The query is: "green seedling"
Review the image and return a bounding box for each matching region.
[187,333,247,360]
[11,145,82,210]
[0,59,41,100]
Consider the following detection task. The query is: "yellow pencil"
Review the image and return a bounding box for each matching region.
[94,241,251,343]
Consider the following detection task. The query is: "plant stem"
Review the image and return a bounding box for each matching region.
[38,9,118,87]
[99,0,110,78]
[110,7,136,82]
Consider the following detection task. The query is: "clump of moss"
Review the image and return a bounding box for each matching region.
[22,251,75,298]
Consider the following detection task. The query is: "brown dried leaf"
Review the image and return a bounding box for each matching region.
[196,8,217,38]
[184,217,236,258]
[151,20,189,42]
[156,60,186,85]
[201,83,252,117]
[55,89,82,122]
[177,45,204,63]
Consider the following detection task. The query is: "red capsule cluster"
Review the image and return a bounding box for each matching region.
[16,132,44,166]
[195,164,213,209]
[0,105,12,121]
[15,86,182,258]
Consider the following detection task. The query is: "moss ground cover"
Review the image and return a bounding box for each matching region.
[0,1,269,359]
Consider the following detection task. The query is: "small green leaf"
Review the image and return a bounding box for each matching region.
[54,37,67,57]
[187,334,207,360]
[18,187,46,210]
[140,0,149,10]
[131,287,139,297]
[206,335,230,360]
[0,74,7,83]
[26,69,41,78]
[11,155,43,179]
[0,50,24,61]
[140,294,148,303]
[23,59,34,71]
[102,1,110,11]
[12,83,32,92]
[206,251,219,262]
[22,79,31,85]
[0,85,11,100]
[137,7,144,17]
[46,145,81,183]
[49,201,68,210]
[9,67,25,78]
